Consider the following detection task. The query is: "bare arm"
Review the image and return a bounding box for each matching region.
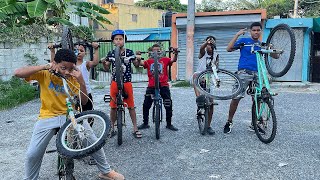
[86,42,100,69]
[170,48,179,64]
[199,40,210,59]
[133,51,144,67]
[102,60,111,72]
[226,28,247,52]
[70,67,88,105]
[48,43,55,63]
[14,64,49,78]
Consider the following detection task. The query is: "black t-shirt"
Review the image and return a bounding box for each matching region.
[106,48,135,83]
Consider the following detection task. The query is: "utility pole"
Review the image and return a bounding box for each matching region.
[293,0,299,18]
[186,0,195,80]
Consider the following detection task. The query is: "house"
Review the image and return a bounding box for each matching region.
[87,0,165,39]
[264,18,320,83]
[170,10,267,81]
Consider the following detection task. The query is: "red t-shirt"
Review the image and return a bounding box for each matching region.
[143,57,171,87]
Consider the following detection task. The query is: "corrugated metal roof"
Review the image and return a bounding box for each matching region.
[126,34,150,41]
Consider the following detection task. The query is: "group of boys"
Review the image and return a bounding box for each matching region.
[16,22,264,179]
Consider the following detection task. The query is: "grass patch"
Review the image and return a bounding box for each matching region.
[0,77,37,110]
[93,85,106,89]
[171,80,191,87]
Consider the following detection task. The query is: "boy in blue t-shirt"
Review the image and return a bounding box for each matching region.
[223,22,262,134]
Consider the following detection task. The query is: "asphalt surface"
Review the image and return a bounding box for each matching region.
[1,83,320,180]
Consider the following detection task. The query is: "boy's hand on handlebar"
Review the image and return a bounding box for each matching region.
[92,42,99,49]
[172,47,179,54]
[48,43,55,51]
[70,66,83,81]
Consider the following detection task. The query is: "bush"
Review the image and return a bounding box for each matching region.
[0,77,37,110]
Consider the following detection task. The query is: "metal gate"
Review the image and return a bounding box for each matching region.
[93,40,170,83]
[177,25,254,80]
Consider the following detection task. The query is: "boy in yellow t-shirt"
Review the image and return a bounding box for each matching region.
[15,49,124,180]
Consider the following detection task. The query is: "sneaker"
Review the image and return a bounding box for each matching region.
[166,124,178,131]
[98,170,124,180]
[223,121,233,134]
[207,127,215,135]
[137,123,150,130]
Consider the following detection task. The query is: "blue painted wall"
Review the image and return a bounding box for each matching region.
[125,27,171,41]
[263,18,313,82]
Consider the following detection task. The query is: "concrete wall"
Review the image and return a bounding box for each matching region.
[0,38,51,81]
[95,3,165,39]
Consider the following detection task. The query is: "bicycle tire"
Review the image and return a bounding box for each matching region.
[265,23,296,77]
[61,26,74,50]
[56,110,110,159]
[194,69,243,100]
[58,156,75,180]
[114,46,123,90]
[117,107,123,145]
[252,98,277,144]
[197,106,209,135]
[154,103,161,139]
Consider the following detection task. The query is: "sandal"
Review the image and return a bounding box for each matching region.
[132,130,142,138]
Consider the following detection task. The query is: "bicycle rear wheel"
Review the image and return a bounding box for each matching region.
[197,106,209,135]
[117,107,123,145]
[153,103,161,139]
[61,26,74,50]
[252,96,277,144]
[265,23,296,77]
[194,69,242,100]
[57,156,75,180]
[56,110,110,159]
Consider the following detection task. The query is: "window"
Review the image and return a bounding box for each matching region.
[102,0,114,4]
[132,14,137,22]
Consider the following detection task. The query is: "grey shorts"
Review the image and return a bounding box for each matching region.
[233,70,258,99]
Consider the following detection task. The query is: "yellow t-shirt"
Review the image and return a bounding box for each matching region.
[25,70,80,119]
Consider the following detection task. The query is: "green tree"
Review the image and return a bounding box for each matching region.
[196,0,225,12]
[0,0,111,27]
[300,1,320,17]
[135,0,187,12]
[229,0,294,18]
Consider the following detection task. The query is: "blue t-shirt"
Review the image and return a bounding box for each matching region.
[106,48,135,83]
[233,38,261,72]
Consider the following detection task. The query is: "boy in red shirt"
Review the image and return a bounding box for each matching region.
[135,44,179,131]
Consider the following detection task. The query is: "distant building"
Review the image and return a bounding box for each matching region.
[88,0,166,39]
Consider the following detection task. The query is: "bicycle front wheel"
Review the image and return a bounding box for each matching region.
[56,110,110,159]
[252,98,277,144]
[194,69,242,100]
[61,26,74,50]
[114,46,123,90]
[265,23,296,77]
[117,108,123,145]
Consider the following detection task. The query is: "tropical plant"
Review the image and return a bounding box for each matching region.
[0,0,112,28]
[135,0,187,12]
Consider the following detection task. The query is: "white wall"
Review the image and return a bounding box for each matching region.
[0,38,51,81]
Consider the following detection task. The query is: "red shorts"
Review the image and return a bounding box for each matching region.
[109,81,135,108]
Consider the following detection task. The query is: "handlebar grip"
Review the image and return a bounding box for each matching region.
[53,44,61,48]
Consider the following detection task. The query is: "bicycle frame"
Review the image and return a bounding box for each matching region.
[253,49,277,120]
